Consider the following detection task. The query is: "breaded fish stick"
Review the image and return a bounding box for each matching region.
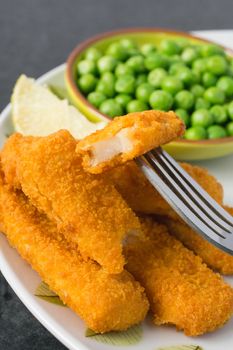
[0,178,149,333]
[1,131,140,274]
[105,161,223,218]
[76,110,184,174]
[124,217,233,336]
[164,206,233,275]
[106,161,233,274]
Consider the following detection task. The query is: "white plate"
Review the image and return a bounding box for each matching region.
[1,31,233,350]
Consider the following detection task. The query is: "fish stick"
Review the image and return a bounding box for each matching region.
[1,131,140,274]
[106,161,233,274]
[164,206,233,275]
[124,216,233,336]
[76,110,184,174]
[0,176,149,333]
[224,206,233,216]
[104,161,223,218]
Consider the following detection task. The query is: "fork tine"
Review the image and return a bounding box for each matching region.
[152,148,233,233]
[143,152,228,237]
[158,147,233,228]
[136,154,221,236]
[136,155,233,255]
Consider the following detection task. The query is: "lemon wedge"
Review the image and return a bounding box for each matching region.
[12,75,107,139]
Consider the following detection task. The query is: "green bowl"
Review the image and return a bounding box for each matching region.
[65,28,233,161]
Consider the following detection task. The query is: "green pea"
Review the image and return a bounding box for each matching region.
[85,47,102,61]
[77,60,96,75]
[181,47,199,65]
[204,87,225,104]
[191,109,214,127]
[192,70,201,84]
[184,126,207,140]
[127,48,141,57]
[127,100,148,113]
[210,105,228,124]
[227,101,233,120]
[167,55,181,66]
[159,39,181,56]
[175,67,195,86]
[174,90,194,110]
[87,91,106,108]
[207,125,227,139]
[175,38,189,50]
[206,55,228,75]
[140,43,157,56]
[136,83,154,103]
[115,75,136,94]
[149,90,173,111]
[120,38,136,50]
[226,121,233,136]
[193,45,202,56]
[78,74,97,94]
[200,44,225,57]
[217,76,233,97]
[126,55,145,73]
[202,72,217,88]
[192,58,207,74]
[97,56,118,74]
[169,62,186,75]
[190,84,205,98]
[115,63,134,77]
[101,72,115,84]
[148,68,167,88]
[161,76,183,95]
[136,74,147,87]
[115,94,132,108]
[106,42,128,61]
[144,53,168,70]
[175,109,189,126]
[195,97,210,110]
[96,80,115,98]
[99,99,123,118]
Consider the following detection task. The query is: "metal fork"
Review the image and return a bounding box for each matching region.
[136,147,233,255]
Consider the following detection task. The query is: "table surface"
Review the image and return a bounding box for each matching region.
[1,1,233,348]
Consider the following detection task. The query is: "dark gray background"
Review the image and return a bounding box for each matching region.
[0,0,233,348]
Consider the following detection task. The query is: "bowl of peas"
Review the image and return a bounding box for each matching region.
[65,28,233,160]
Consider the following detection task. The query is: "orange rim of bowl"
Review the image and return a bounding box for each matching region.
[66,27,233,145]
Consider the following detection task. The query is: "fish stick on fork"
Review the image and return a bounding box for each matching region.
[75,108,233,275]
[124,216,233,336]
[0,171,149,333]
[76,110,184,174]
[1,131,140,274]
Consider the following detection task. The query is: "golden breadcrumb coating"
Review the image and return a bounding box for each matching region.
[224,205,233,216]
[104,161,223,218]
[124,217,233,336]
[1,131,140,274]
[106,160,233,274]
[76,110,185,174]
[0,177,149,333]
[164,206,233,275]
